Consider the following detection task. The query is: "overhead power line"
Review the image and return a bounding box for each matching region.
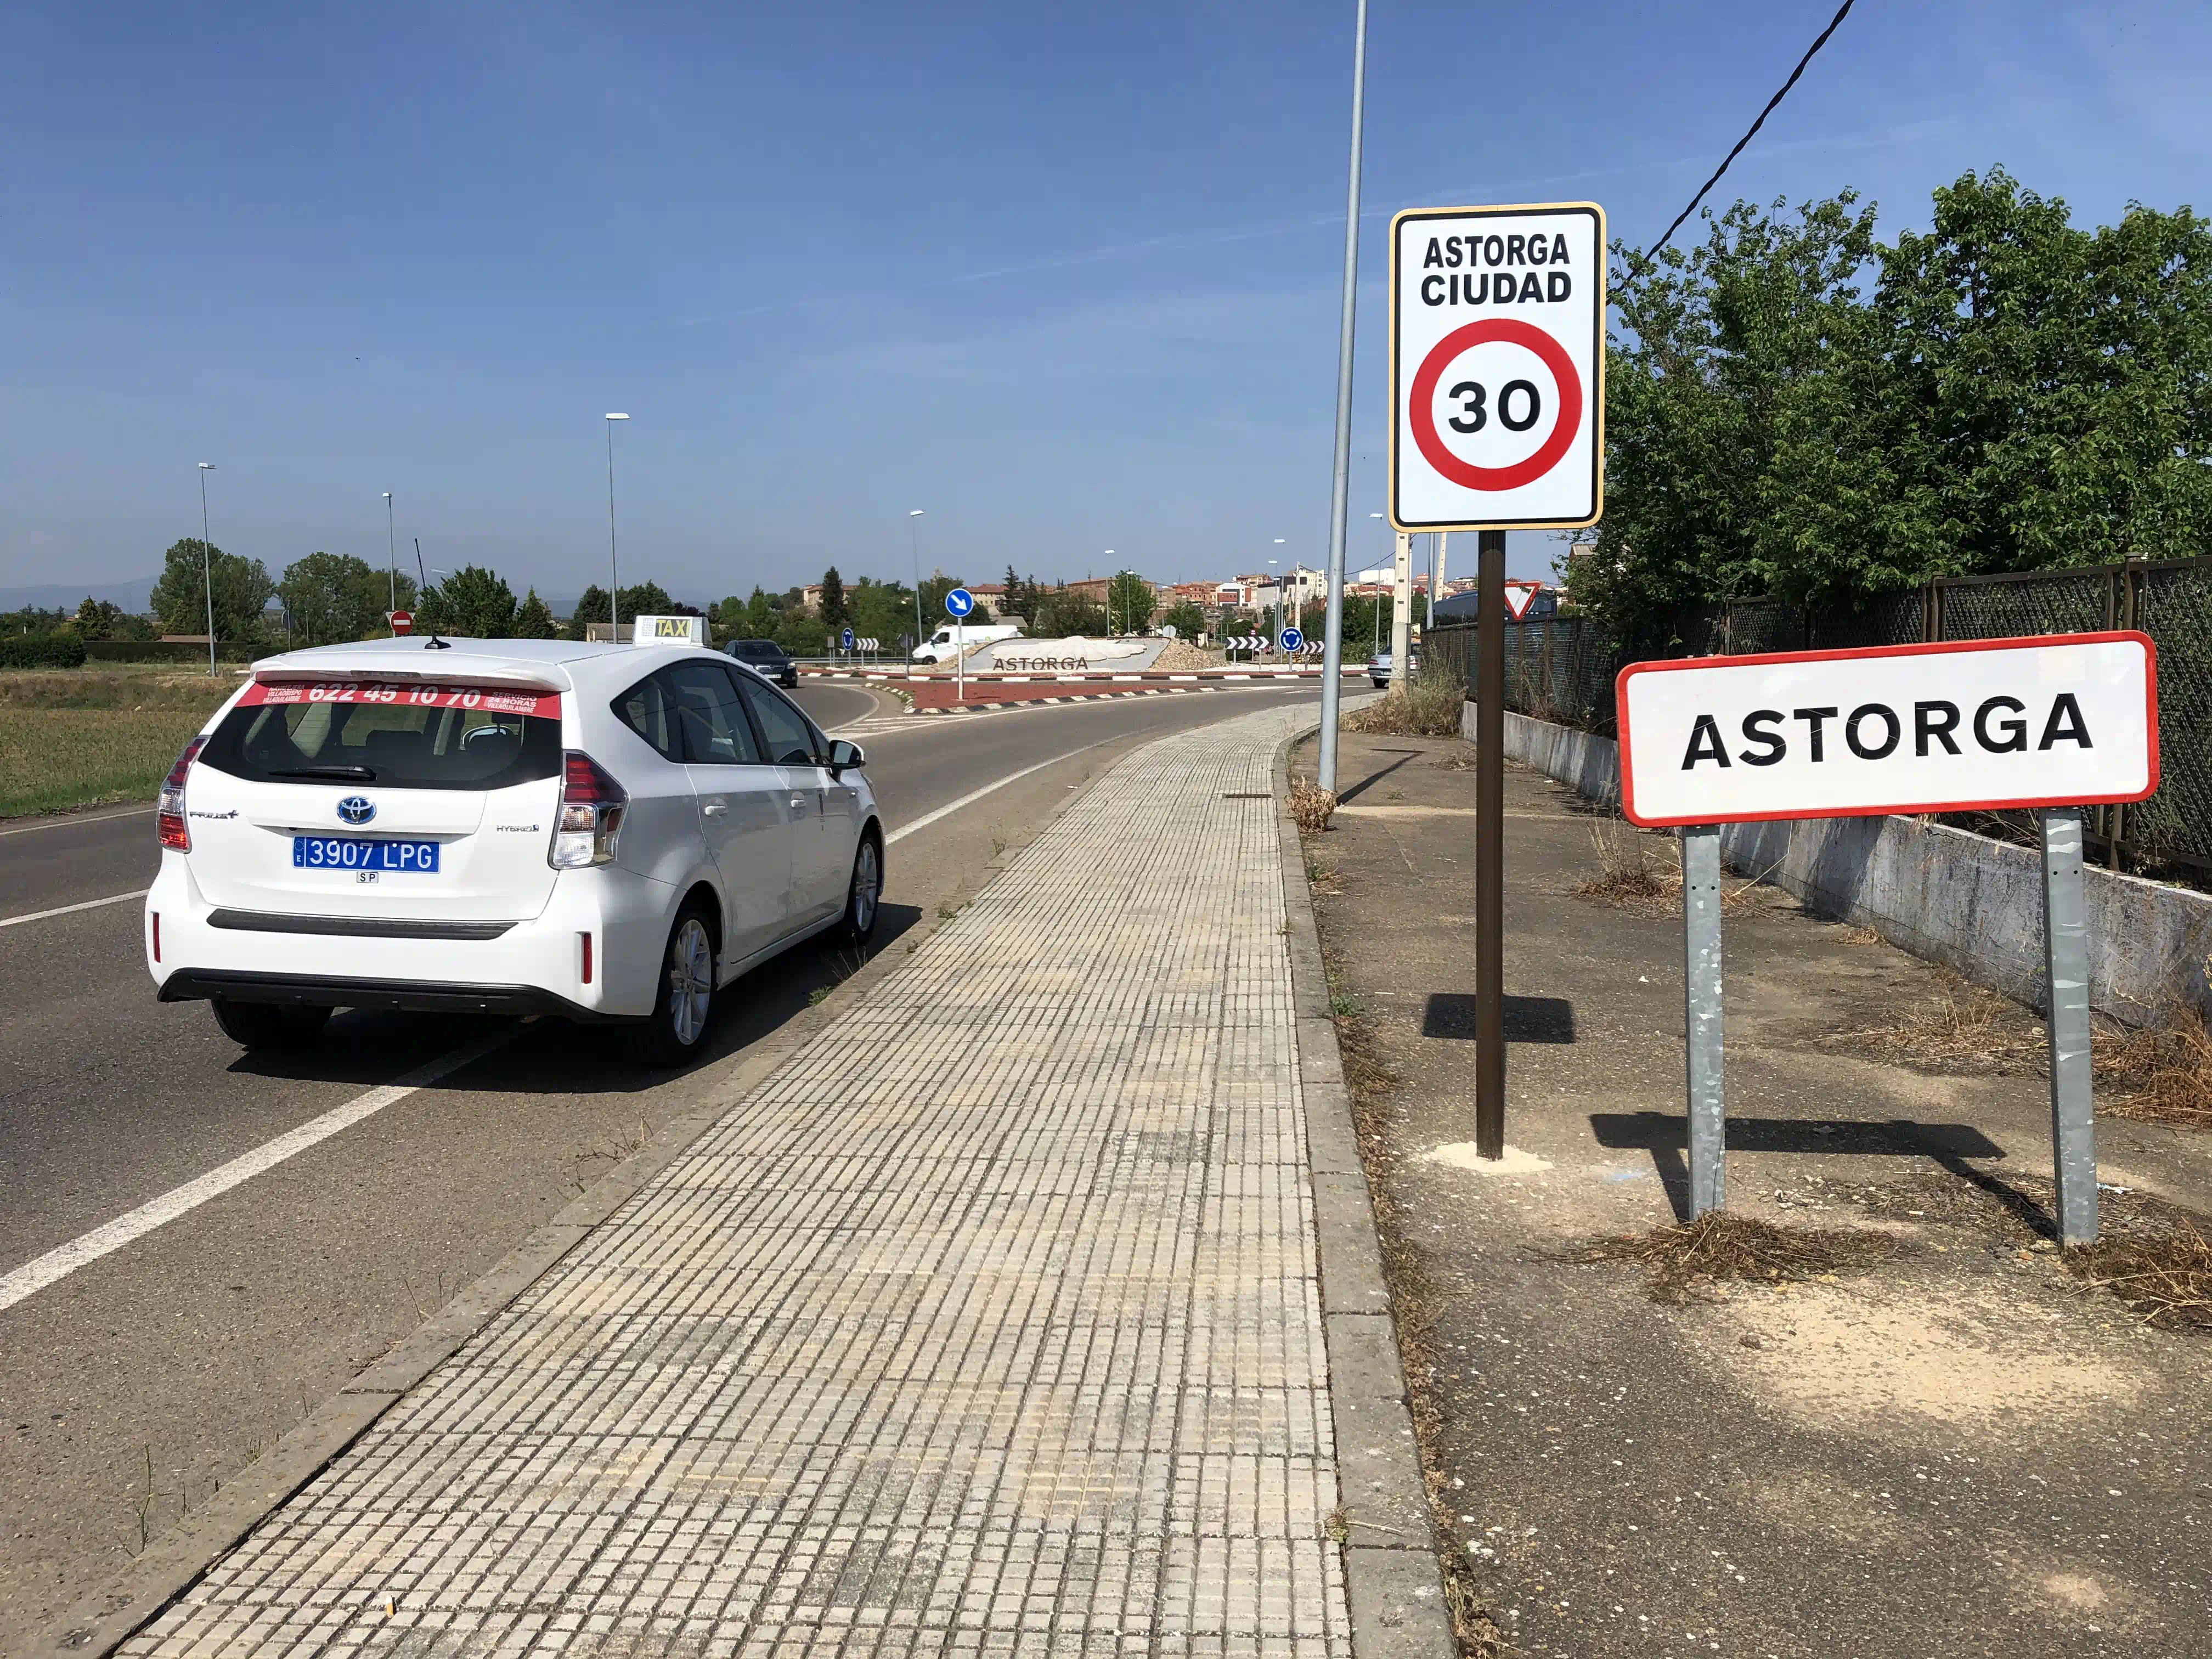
[1641,0,1859,263]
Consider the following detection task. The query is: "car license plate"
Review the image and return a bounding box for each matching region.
[291,836,441,873]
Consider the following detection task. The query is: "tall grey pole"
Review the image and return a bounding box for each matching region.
[2041,808,2098,1244]
[383,492,397,613]
[605,417,623,638]
[1314,0,1369,794]
[1681,823,1726,1215]
[909,511,925,652]
[1473,527,1508,1157]
[198,464,217,676]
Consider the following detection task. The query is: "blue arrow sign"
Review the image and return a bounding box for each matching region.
[841,626,855,650]
[1279,627,1304,654]
[944,586,975,618]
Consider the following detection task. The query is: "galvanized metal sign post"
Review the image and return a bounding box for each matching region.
[1618,634,2160,1242]
[1388,201,1606,1160]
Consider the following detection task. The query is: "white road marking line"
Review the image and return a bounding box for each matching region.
[0,1029,515,1314]
[0,889,149,929]
[0,805,155,838]
[886,741,1116,845]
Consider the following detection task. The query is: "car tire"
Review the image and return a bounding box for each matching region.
[633,902,718,1068]
[210,998,332,1050]
[838,832,882,946]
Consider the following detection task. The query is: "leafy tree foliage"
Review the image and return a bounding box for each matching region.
[776,611,828,655]
[151,539,276,641]
[514,589,557,639]
[1030,586,1108,638]
[1588,169,2212,633]
[568,582,674,637]
[817,567,848,631]
[415,565,517,638]
[278,552,412,645]
[1106,572,1155,633]
[1161,600,1209,638]
[1000,567,1030,624]
[847,577,915,647]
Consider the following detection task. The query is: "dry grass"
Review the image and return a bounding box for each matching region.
[1565,820,1778,918]
[1287,781,1337,836]
[0,668,238,819]
[2095,1003,2212,1128]
[2066,1222,2212,1329]
[1572,1211,1903,1305]
[1343,672,1464,737]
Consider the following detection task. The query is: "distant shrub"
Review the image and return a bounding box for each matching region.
[0,631,87,669]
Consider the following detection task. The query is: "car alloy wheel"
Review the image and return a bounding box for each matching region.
[667,916,714,1047]
[845,836,881,943]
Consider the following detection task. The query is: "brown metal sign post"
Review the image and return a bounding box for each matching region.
[1474,527,1508,1158]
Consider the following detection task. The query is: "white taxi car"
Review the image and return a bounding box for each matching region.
[144,635,883,1064]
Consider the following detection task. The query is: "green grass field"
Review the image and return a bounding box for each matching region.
[0,670,240,820]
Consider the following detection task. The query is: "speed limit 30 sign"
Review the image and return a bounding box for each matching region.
[1389,202,1605,531]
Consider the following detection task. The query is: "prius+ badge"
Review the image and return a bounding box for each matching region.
[337,796,377,826]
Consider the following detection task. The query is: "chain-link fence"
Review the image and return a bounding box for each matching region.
[1427,556,2212,874]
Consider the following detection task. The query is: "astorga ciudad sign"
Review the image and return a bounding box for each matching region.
[1617,635,2159,827]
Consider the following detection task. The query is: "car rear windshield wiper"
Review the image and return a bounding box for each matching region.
[267,764,378,782]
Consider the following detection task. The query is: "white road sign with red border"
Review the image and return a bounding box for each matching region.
[1503,582,1542,619]
[1616,634,2158,828]
[1390,202,1605,532]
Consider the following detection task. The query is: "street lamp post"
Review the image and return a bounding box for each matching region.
[382,492,396,615]
[605,414,630,639]
[197,464,217,675]
[1316,0,1371,793]
[909,511,926,651]
[1272,538,1286,654]
[1103,551,1117,636]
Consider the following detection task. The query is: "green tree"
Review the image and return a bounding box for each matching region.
[278,551,409,646]
[150,538,276,642]
[1161,600,1207,639]
[416,565,517,637]
[847,577,913,648]
[1106,572,1155,634]
[817,567,848,631]
[71,597,124,639]
[568,582,674,637]
[916,572,968,631]
[776,611,828,655]
[514,588,557,638]
[1032,587,1108,638]
[1000,566,1030,624]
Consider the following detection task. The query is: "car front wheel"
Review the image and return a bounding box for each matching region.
[838,833,882,945]
[633,905,716,1066]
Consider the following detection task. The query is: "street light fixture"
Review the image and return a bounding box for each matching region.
[908,511,926,650]
[1104,550,1116,636]
[197,464,217,675]
[605,414,630,638]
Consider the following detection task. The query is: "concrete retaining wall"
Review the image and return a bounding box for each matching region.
[1466,703,2212,1025]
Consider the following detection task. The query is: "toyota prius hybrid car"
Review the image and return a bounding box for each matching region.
[143,635,884,1064]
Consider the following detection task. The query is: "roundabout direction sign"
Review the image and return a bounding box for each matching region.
[1278,627,1304,655]
[1389,202,1604,532]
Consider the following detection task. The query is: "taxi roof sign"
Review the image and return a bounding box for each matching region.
[632,614,707,647]
[1389,202,1605,533]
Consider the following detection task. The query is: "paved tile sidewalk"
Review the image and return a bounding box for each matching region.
[127,706,1350,1658]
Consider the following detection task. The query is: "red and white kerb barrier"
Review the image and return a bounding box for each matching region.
[1616,634,2158,829]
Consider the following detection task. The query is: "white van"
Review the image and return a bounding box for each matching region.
[910,623,1022,664]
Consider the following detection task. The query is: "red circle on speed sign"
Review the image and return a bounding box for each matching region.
[388,610,414,636]
[1407,318,1582,493]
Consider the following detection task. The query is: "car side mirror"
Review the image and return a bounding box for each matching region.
[827,739,865,774]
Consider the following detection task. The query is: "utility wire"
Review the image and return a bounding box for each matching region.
[1639,0,1858,265]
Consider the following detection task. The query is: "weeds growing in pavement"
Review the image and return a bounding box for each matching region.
[2066,1221,2212,1328]
[1569,820,1679,914]
[1344,668,1464,738]
[1572,1211,1903,1305]
[2095,999,2212,1127]
[1287,779,1336,835]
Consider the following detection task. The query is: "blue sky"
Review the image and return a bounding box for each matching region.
[3,1,2207,607]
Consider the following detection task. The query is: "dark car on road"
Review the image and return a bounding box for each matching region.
[724,637,798,689]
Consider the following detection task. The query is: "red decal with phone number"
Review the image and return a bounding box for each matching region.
[242,680,562,718]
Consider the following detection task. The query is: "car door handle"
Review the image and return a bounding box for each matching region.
[702,800,727,817]
[789,795,806,810]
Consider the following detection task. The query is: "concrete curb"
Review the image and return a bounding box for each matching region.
[1272,722,1456,1659]
[35,772,1098,1659]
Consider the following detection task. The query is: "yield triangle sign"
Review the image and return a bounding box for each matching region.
[1503,582,1542,620]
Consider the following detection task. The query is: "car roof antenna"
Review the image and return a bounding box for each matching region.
[414,539,451,649]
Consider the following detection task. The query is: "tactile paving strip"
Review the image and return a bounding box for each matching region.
[127,704,1346,1658]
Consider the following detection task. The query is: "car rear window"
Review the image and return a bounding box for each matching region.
[198,682,563,792]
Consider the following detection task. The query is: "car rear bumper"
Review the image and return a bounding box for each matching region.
[144,855,679,1019]
[155,969,620,1021]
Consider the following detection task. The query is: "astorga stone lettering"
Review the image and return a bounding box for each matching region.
[1680,695,2095,770]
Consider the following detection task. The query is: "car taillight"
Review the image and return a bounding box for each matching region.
[549,751,627,870]
[156,736,206,851]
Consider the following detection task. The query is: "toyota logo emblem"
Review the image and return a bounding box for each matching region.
[337,795,376,826]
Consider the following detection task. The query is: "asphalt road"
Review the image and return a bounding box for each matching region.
[0,679,1320,1647]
